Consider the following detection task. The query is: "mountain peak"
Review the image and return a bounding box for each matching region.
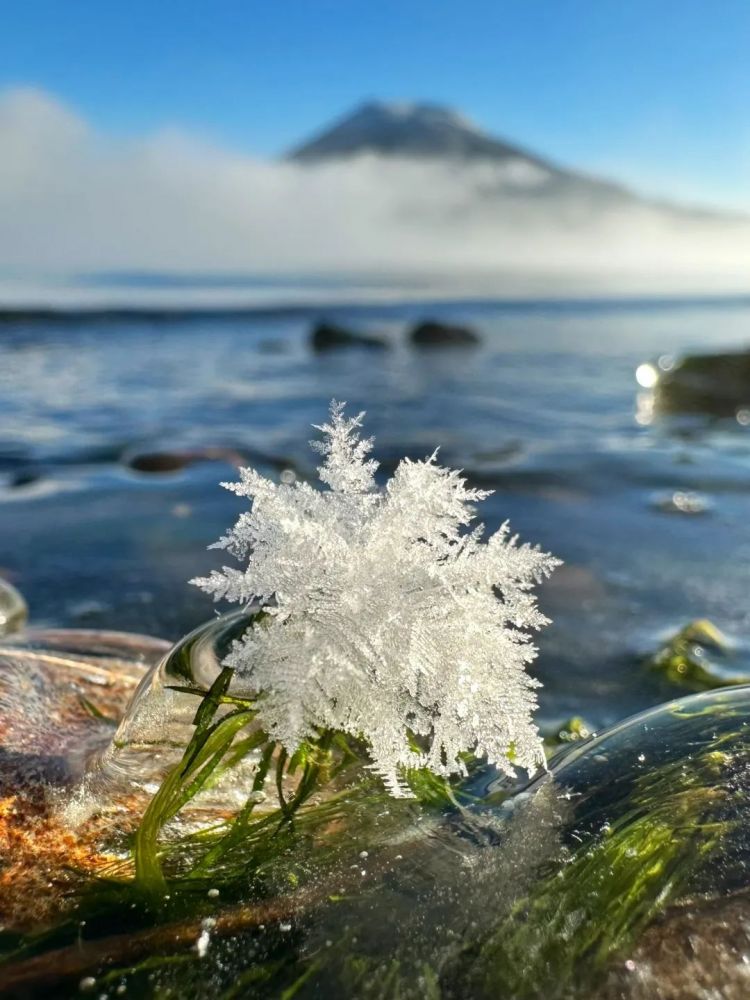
[346,100,476,129]
[286,100,551,167]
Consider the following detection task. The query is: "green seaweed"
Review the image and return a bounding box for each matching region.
[132,650,474,899]
[134,666,259,894]
[457,748,734,998]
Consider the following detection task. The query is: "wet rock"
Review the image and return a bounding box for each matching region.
[409,319,480,347]
[643,350,750,417]
[0,627,170,932]
[310,322,389,351]
[125,446,246,474]
[127,452,191,473]
[601,891,750,1000]
[0,578,27,636]
[644,619,750,690]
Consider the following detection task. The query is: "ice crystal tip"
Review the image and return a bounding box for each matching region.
[193,401,560,795]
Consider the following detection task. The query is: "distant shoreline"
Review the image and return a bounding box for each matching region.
[1,292,750,325]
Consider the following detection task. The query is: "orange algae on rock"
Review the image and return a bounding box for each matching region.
[0,789,125,931]
[0,629,170,931]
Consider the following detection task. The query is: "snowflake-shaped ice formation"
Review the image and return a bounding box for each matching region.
[193,402,559,796]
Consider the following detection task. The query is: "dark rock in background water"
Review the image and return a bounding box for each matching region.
[409,319,480,347]
[310,321,389,351]
[127,452,195,474]
[125,447,246,474]
[651,349,750,417]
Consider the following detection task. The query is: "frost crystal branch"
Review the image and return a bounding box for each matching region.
[193,402,559,795]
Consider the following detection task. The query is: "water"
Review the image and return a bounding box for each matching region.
[3,292,750,731]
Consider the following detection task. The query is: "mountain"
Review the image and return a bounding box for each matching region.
[278,100,749,285]
[286,101,741,225]
[288,100,555,167]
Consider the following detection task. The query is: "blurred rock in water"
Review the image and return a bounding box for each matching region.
[647,349,750,417]
[125,446,246,475]
[409,318,480,347]
[310,321,389,351]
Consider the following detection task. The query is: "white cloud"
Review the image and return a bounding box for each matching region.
[0,86,748,293]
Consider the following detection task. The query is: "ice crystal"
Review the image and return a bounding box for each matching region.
[193,402,559,795]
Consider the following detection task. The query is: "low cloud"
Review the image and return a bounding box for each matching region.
[0,86,748,293]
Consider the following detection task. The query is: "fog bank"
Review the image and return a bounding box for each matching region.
[1,87,748,294]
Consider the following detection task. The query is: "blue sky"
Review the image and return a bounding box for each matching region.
[2,0,749,207]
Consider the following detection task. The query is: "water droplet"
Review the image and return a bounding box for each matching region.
[195,928,211,958]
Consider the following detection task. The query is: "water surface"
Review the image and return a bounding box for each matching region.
[2,291,750,732]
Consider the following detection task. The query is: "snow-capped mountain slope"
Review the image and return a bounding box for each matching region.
[286,100,742,225]
[286,100,634,203]
[288,100,554,166]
